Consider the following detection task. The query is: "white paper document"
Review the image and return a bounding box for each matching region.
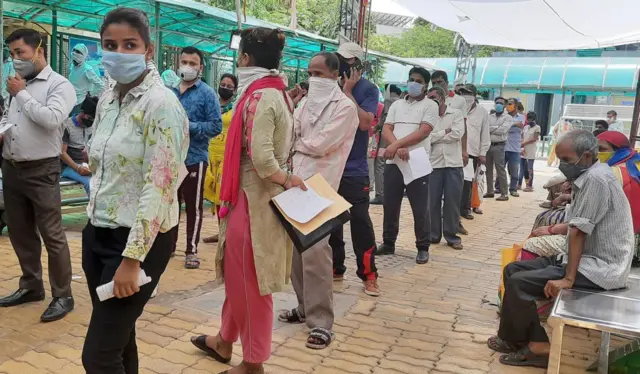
[395,148,433,185]
[272,185,334,224]
[0,121,13,135]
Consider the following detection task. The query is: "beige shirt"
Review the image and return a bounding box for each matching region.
[522,123,541,159]
[446,93,466,115]
[488,112,514,143]
[384,97,440,164]
[466,104,491,157]
[430,108,465,168]
[3,65,76,161]
[293,87,359,190]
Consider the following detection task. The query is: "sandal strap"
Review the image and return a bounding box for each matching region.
[309,328,332,343]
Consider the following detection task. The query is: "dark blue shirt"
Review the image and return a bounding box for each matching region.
[171,80,222,166]
[343,78,379,177]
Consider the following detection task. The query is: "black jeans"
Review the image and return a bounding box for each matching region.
[330,176,378,281]
[498,256,603,343]
[382,164,430,252]
[460,156,480,216]
[82,223,176,374]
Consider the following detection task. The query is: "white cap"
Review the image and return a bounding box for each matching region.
[337,42,364,61]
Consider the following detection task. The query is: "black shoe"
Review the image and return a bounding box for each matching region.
[458,224,469,235]
[416,250,429,264]
[483,193,495,199]
[461,213,474,220]
[370,197,384,205]
[376,243,395,256]
[40,296,74,323]
[0,289,45,307]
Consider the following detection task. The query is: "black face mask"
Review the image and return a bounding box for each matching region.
[338,59,363,78]
[218,87,234,100]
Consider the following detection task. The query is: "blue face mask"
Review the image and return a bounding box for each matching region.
[407,81,424,97]
[102,51,147,84]
[495,103,504,113]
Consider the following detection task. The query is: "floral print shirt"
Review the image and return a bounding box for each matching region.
[87,70,189,262]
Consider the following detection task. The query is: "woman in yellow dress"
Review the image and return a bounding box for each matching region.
[203,73,237,243]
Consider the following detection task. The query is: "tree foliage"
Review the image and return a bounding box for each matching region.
[368,21,511,58]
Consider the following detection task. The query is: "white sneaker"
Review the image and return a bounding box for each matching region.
[150,285,158,298]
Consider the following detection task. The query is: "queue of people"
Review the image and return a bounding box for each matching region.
[1,8,638,374]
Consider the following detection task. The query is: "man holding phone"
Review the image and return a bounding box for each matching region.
[330,42,381,296]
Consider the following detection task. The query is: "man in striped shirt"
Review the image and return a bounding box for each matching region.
[488,129,634,369]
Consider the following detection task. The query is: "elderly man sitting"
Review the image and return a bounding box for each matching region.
[487,129,635,368]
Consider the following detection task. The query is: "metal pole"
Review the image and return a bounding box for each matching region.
[295,59,300,83]
[0,0,4,94]
[154,2,162,66]
[235,0,243,30]
[630,70,640,147]
[51,10,58,72]
[363,0,372,61]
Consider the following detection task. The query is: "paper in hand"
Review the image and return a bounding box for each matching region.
[395,147,433,185]
[272,185,334,224]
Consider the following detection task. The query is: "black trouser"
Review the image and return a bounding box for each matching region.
[172,161,207,256]
[382,164,430,252]
[82,223,176,374]
[330,176,377,281]
[461,156,480,216]
[498,256,603,343]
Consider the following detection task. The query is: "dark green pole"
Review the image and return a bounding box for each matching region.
[51,10,58,72]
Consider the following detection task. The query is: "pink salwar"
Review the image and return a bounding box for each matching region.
[220,190,273,364]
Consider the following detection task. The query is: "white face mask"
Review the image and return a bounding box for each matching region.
[178,65,199,82]
[304,76,339,127]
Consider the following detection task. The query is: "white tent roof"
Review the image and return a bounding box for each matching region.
[371,0,415,18]
[390,0,640,50]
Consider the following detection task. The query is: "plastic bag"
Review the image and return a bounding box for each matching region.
[472,165,486,208]
[498,244,522,309]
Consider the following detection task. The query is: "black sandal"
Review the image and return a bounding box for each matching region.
[306,327,335,350]
[191,335,231,364]
[278,308,305,324]
[487,335,522,353]
[499,347,549,368]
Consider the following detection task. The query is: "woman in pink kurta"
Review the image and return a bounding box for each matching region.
[190,28,305,374]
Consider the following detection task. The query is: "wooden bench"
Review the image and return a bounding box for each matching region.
[547,275,640,373]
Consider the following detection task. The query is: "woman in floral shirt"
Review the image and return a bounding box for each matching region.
[80,8,189,373]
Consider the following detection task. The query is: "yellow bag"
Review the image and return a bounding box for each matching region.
[498,244,522,308]
[547,142,557,166]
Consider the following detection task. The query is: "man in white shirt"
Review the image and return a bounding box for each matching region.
[376,67,439,265]
[459,84,490,219]
[282,51,361,345]
[519,111,541,192]
[0,29,76,322]
[607,110,625,133]
[427,86,466,250]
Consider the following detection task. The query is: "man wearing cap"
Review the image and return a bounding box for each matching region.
[60,94,97,195]
[68,43,104,115]
[459,84,490,219]
[330,42,381,296]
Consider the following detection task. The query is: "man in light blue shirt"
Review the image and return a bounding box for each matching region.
[504,98,524,196]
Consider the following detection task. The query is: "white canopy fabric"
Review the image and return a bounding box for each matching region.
[390,0,640,50]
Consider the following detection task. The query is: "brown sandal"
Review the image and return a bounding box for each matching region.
[487,335,522,353]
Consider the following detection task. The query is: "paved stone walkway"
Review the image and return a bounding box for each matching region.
[0,162,621,373]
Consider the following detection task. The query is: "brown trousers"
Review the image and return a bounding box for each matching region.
[2,158,72,297]
[291,237,334,330]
